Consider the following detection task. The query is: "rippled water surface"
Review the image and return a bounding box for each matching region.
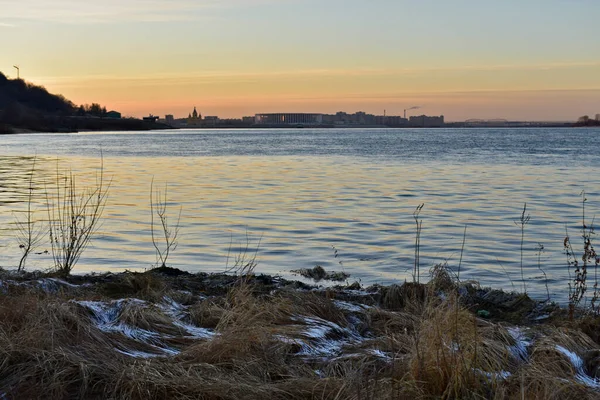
[1,127,600,301]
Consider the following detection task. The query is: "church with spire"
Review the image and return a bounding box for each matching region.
[187,106,203,127]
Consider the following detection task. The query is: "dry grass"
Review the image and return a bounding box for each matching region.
[189,297,226,329]
[117,301,182,336]
[406,297,515,398]
[2,273,600,399]
[96,272,168,301]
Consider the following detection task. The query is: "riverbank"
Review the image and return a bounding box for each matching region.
[1,265,600,399]
[0,117,173,134]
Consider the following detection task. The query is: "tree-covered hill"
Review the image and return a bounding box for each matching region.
[0,71,75,116]
[0,71,169,133]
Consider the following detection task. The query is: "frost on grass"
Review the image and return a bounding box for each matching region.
[0,277,88,293]
[76,299,176,355]
[507,327,531,361]
[278,315,365,359]
[333,299,371,313]
[555,345,600,389]
[473,368,512,381]
[67,291,384,362]
[159,296,215,340]
[75,297,215,358]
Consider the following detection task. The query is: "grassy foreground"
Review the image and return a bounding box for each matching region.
[1,266,600,399]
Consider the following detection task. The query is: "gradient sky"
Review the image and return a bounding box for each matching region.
[1,0,599,121]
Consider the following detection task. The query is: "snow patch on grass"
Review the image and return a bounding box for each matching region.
[75,297,214,358]
[555,345,600,389]
[508,327,531,361]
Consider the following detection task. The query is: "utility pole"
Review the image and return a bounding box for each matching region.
[13,65,20,79]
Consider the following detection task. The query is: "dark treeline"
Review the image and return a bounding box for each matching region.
[0,71,169,133]
[76,103,107,117]
[0,72,74,114]
[0,71,75,132]
[575,115,600,127]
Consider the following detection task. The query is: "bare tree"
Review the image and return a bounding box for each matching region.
[150,179,181,269]
[46,158,109,276]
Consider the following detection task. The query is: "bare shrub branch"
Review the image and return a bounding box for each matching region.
[565,191,599,319]
[150,179,181,269]
[46,157,109,276]
[13,157,45,272]
[515,202,531,294]
[413,203,424,284]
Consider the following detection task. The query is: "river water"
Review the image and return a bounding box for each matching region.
[1,127,599,301]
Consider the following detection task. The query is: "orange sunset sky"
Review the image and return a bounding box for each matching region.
[1,0,599,121]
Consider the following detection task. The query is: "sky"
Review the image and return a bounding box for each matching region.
[1,0,599,121]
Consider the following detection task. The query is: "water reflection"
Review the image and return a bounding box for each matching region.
[0,129,598,303]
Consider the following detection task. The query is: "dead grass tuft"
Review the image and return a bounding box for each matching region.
[380,282,428,311]
[428,262,458,293]
[189,297,227,329]
[578,315,600,345]
[98,272,167,301]
[118,300,182,336]
[406,296,516,398]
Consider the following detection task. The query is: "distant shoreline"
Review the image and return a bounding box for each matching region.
[0,118,173,134]
[157,123,579,130]
[3,121,593,134]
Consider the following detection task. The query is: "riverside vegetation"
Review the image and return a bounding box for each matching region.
[0,72,170,133]
[3,163,600,399]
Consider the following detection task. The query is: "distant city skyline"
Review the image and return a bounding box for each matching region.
[157,104,588,123]
[1,0,599,121]
[168,109,446,127]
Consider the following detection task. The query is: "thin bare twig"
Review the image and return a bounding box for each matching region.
[413,203,424,283]
[515,203,530,294]
[150,179,181,269]
[14,157,45,272]
[457,225,467,282]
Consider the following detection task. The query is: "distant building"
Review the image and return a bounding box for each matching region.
[105,110,121,119]
[242,116,255,125]
[335,112,350,125]
[355,111,367,124]
[326,111,374,125]
[384,116,408,126]
[321,111,406,126]
[255,113,323,126]
[321,114,336,124]
[203,116,219,127]
[143,114,159,122]
[187,107,202,127]
[375,115,387,125]
[596,114,600,121]
[165,114,174,124]
[409,115,444,127]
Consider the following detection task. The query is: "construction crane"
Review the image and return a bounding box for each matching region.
[13,65,19,79]
[404,106,421,119]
